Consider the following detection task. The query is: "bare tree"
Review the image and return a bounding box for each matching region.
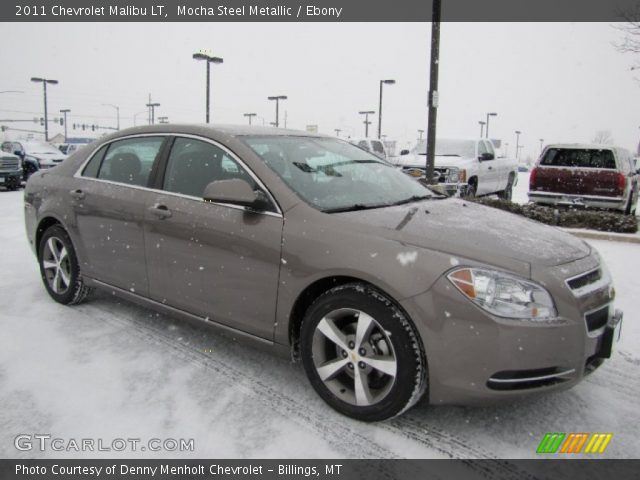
[614,5,640,72]
[592,130,614,145]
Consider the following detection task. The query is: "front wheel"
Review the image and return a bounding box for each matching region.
[38,225,92,305]
[300,283,427,421]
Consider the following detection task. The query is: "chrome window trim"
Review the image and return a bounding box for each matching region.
[72,132,283,219]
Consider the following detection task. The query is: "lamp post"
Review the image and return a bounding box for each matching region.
[31,77,58,141]
[377,79,395,139]
[243,113,257,125]
[267,96,287,128]
[478,121,486,138]
[425,0,441,185]
[418,129,424,140]
[102,103,120,130]
[359,110,375,138]
[146,102,160,125]
[539,138,544,153]
[485,112,497,138]
[59,109,70,141]
[193,52,224,123]
[334,128,341,137]
[515,130,522,159]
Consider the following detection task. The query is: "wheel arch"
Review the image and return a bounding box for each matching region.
[35,215,66,258]
[287,275,420,358]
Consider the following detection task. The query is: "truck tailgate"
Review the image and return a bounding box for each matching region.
[532,167,622,197]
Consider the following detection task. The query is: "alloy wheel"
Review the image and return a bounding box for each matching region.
[41,236,71,294]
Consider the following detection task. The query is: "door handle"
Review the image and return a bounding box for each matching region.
[149,203,172,219]
[70,189,85,200]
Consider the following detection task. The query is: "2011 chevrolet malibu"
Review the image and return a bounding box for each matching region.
[24,125,623,421]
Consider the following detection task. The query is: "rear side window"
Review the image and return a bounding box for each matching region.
[371,141,385,154]
[541,148,616,169]
[81,145,108,178]
[97,137,165,186]
[163,137,257,198]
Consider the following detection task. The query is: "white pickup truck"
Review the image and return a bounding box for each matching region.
[393,138,518,199]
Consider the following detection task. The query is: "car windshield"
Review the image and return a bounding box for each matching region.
[243,136,436,212]
[412,139,476,158]
[24,142,61,155]
[540,148,616,169]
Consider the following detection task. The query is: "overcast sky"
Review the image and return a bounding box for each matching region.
[1,22,639,159]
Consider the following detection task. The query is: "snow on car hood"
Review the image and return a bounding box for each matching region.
[393,154,469,168]
[335,198,591,271]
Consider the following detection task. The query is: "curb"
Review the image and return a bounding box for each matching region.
[563,229,640,245]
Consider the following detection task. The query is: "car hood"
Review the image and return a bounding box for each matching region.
[334,198,591,273]
[394,154,469,168]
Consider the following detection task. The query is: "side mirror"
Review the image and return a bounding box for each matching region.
[400,149,410,156]
[202,178,270,211]
[479,152,494,161]
[14,150,23,157]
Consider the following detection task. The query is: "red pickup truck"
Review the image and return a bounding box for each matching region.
[529,144,638,215]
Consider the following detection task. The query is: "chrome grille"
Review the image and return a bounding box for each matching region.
[0,157,20,170]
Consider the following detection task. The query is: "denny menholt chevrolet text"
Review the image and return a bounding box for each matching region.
[24,125,622,421]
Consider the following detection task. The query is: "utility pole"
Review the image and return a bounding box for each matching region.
[59,109,70,141]
[31,77,58,141]
[359,111,375,138]
[146,100,160,125]
[425,0,441,184]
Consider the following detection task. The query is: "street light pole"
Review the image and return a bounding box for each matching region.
[31,77,58,141]
[243,113,257,125]
[193,52,224,123]
[425,0,441,185]
[515,130,522,159]
[267,96,287,128]
[334,128,341,137]
[377,79,396,139]
[485,112,497,138]
[359,110,375,138]
[102,104,120,130]
[59,109,70,141]
[479,121,486,138]
[539,138,544,153]
[146,102,160,125]
[418,129,424,140]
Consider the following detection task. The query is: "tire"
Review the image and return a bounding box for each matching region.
[38,225,92,305]
[464,180,477,198]
[300,283,427,422]
[498,175,514,201]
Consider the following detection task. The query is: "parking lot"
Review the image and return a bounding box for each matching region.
[1,187,638,462]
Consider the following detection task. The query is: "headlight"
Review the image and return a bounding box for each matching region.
[448,268,557,320]
[447,168,459,183]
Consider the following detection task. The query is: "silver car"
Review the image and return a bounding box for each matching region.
[24,125,622,421]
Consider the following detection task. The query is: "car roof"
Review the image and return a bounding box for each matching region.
[545,143,618,150]
[106,124,331,139]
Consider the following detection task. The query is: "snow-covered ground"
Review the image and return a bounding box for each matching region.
[1,189,638,462]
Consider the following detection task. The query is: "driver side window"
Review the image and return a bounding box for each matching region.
[162,137,258,198]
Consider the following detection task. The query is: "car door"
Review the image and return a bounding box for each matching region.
[71,135,168,296]
[143,136,284,340]
[476,141,498,194]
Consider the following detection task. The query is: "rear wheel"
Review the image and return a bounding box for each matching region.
[498,174,515,201]
[38,225,92,305]
[300,283,427,421]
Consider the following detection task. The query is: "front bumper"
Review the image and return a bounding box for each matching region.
[401,257,620,405]
[528,191,627,211]
[0,170,23,185]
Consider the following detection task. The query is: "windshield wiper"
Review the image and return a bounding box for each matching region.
[323,203,388,213]
[388,194,435,206]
